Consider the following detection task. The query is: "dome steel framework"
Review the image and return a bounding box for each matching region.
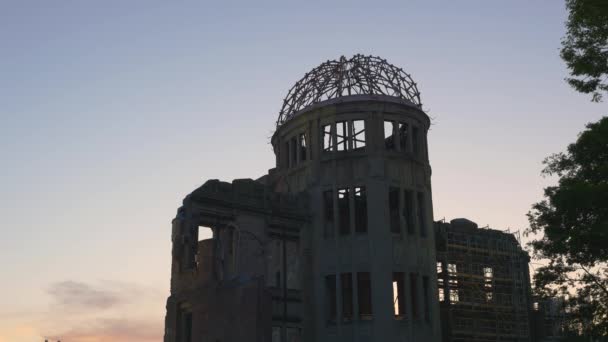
[277,54,422,127]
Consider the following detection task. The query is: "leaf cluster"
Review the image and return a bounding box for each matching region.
[527,117,608,266]
[528,117,608,336]
[561,0,608,101]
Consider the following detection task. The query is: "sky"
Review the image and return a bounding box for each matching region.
[0,1,606,341]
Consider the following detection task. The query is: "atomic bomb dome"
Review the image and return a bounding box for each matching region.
[277,54,422,127]
[164,54,530,342]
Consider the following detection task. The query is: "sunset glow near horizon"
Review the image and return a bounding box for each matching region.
[1,1,605,341]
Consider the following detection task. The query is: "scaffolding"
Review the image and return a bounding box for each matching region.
[436,220,532,342]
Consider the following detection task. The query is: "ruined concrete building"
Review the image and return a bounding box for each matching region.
[163,55,532,342]
[435,218,533,342]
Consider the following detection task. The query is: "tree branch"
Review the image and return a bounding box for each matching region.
[579,264,608,299]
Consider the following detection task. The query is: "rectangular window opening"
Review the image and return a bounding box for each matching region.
[226,228,234,256]
[358,272,373,320]
[323,190,335,237]
[272,326,281,342]
[484,266,493,302]
[393,272,405,318]
[417,192,427,237]
[284,141,290,168]
[384,120,396,150]
[323,124,333,152]
[436,262,443,274]
[336,121,348,151]
[450,289,460,304]
[410,273,419,318]
[404,190,415,235]
[183,311,192,342]
[352,120,366,150]
[286,327,301,342]
[423,276,431,322]
[341,273,353,321]
[389,187,400,234]
[398,122,408,152]
[197,225,213,242]
[266,239,282,288]
[354,187,367,233]
[193,226,214,271]
[483,266,493,279]
[286,241,300,290]
[290,136,298,166]
[438,287,445,302]
[325,275,337,323]
[299,133,307,162]
[412,126,420,156]
[176,304,192,342]
[338,188,350,235]
[423,134,429,160]
[448,263,459,304]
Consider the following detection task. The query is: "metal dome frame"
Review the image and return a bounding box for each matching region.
[276,54,422,127]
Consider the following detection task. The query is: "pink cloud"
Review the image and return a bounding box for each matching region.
[47,281,122,311]
[45,318,163,342]
[40,280,166,342]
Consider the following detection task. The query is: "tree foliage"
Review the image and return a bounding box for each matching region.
[527,117,608,336]
[561,0,608,101]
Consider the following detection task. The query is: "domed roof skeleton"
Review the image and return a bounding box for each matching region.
[276,54,422,127]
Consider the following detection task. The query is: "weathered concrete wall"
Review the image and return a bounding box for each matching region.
[165,278,272,342]
[166,95,443,342]
[164,179,308,342]
[270,96,441,342]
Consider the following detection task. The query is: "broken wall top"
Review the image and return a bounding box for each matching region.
[179,178,308,221]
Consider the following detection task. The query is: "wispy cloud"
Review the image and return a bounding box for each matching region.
[39,280,165,342]
[47,281,122,311]
[45,318,162,342]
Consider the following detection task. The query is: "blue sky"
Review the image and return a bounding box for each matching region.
[0,1,605,341]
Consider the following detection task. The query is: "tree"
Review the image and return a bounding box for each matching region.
[527,116,608,336]
[561,0,608,102]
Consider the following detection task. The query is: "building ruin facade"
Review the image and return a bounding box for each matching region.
[435,218,533,342]
[163,55,532,342]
